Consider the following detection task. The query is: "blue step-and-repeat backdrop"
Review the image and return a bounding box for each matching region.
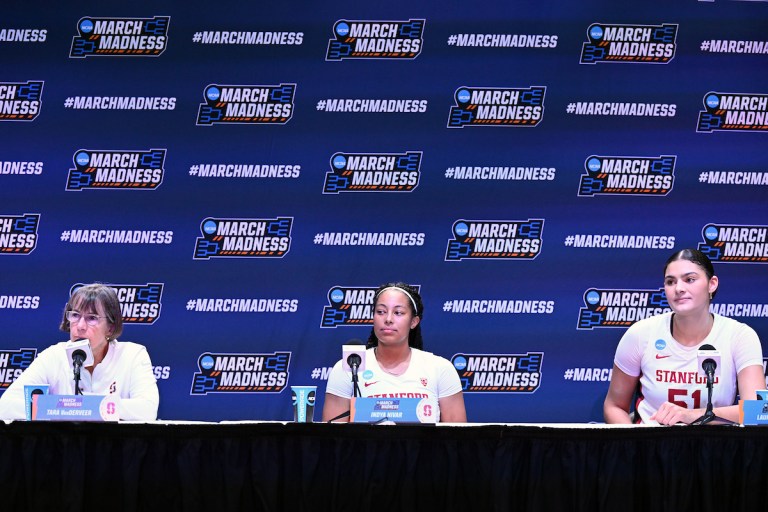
[1,0,766,422]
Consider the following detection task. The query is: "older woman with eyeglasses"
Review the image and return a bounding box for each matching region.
[0,283,159,421]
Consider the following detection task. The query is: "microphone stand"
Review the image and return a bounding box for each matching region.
[347,353,362,398]
[351,363,361,398]
[690,372,733,425]
[72,349,86,396]
[329,350,364,422]
[691,375,715,425]
[73,361,83,395]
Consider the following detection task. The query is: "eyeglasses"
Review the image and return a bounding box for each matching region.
[66,311,106,326]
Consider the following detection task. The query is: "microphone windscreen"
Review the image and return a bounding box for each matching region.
[696,345,721,378]
[65,339,95,367]
[342,344,367,372]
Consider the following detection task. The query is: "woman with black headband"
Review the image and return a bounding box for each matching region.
[322,282,467,423]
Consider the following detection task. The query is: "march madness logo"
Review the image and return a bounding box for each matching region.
[697,92,768,133]
[578,155,675,196]
[0,81,43,121]
[0,213,39,254]
[196,84,295,125]
[193,217,292,259]
[191,352,290,394]
[70,16,169,57]
[71,283,163,324]
[578,288,670,329]
[448,86,545,128]
[580,23,677,64]
[452,353,542,393]
[326,19,424,60]
[0,348,37,390]
[66,149,166,191]
[323,151,422,193]
[445,219,543,261]
[321,285,421,327]
[698,224,768,263]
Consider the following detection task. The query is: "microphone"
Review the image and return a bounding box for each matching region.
[342,339,366,373]
[65,339,94,395]
[691,344,730,426]
[347,353,362,372]
[697,344,721,387]
[73,349,87,368]
[66,338,95,368]
[342,340,366,398]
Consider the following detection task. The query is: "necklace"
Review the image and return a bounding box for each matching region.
[380,366,407,376]
[375,347,411,376]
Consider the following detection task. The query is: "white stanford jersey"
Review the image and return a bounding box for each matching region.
[326,347,462,422]
[614,312,763,424]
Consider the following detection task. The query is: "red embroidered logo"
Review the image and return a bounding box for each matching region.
[420,378,427,386]
[364,381,378,387]
[655,354,671,359]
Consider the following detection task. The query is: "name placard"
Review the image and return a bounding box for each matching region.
[32,394,119,422]
[351,397,438,424]
[739,399,768,426]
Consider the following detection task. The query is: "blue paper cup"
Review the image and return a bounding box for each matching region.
[24,385,49,421]
[291,385,317,423]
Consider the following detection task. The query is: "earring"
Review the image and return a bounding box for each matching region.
[709,292,713,300]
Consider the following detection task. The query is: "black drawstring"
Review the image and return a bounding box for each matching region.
[327,410,350,423]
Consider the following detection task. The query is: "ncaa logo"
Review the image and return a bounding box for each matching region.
[456,89,471,104]
[330,288,345,304]
[335,22,350,37]
[200,355,215,370]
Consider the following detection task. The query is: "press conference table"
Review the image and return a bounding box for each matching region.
[1,420,766,511]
